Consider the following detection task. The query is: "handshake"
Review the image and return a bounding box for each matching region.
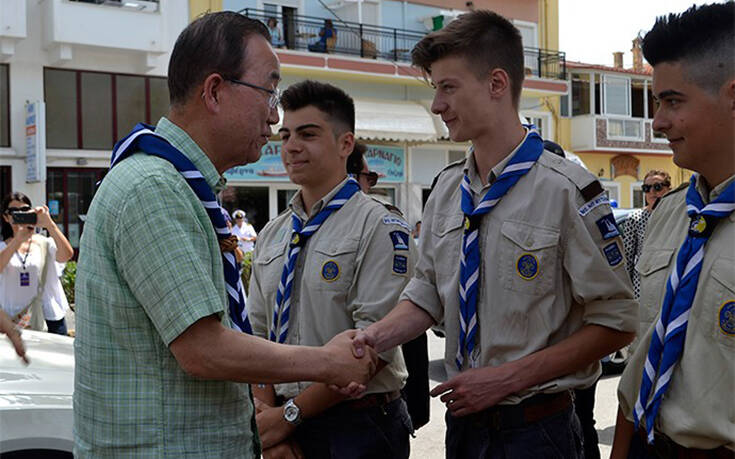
[319,328,380,396]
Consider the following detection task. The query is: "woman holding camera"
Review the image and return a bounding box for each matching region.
[0,192,73,335]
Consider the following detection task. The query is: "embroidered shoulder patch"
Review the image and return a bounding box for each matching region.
[392,254,408,275]
[595,213,620,240]
[578,194,609,216]
[382,216,411,231]
[389,231,410,251]
[719,301,735,336]
[603,241,623,266]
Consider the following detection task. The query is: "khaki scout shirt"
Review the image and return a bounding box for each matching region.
[400,131,638,404]
[248,178,411,399]
[618,174,735,450]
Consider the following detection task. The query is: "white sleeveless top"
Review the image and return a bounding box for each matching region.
[0,236,68,320]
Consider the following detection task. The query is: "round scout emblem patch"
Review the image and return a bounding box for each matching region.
[690,216,707,235]
[321,260,340,282]
[719,301,735,336]
[516,253,539,280]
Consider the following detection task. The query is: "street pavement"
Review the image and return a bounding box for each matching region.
[409,331,622,458]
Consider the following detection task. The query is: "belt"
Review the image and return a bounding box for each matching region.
[468,390,573,431]
[336,390,402,412]
[638,428,734,459]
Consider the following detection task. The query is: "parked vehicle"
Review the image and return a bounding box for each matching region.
[0,331,74,458]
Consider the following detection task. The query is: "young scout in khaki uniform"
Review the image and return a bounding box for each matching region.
[346,10,638,458]
[248,81,414,459]
[612,4,735,458]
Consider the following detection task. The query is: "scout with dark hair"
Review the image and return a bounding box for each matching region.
[249,80,416,458]
[73,12,377,458]
[613,3,735,458]
[347,9,638,458]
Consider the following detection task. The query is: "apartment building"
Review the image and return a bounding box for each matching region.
[558,38,690,208]
[0,0,566,250]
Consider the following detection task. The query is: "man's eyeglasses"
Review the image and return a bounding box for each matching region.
[641,182,670,193]
[357,171,379,188]
[4,206,31,214]
[227,78,280,109]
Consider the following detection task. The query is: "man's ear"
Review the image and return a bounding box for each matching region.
[337,131,355,159]
[488,68,511,101]
[201,74,226,113]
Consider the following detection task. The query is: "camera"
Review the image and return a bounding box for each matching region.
[11,211,37,225]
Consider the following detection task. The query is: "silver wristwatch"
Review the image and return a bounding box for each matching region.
[283,398,302,426]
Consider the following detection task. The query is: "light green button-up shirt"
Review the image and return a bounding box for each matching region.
[74,118,258,458]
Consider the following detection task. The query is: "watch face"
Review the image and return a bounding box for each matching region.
[284,404,299,422]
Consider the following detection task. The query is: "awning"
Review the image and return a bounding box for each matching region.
[273,99,444,142]
[354,99,442,142]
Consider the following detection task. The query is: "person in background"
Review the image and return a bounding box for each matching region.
[308,19,336,53]
[346,142,378,192]
[622,170,671,299]
[412,221,421,240]
[232,209,258,253]
[0,192,73,335]
[267,17,285,48]
[612,4,734,457]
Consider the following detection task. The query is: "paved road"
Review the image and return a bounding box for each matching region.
[409,332,621,458]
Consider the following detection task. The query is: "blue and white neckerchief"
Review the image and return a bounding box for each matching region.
[269,178,361,343]
[634,175,735,444]
[109,123,253,334]
[456,128,544,370]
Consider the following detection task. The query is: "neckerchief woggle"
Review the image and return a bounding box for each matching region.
[108,123,253,334]
[456,127,543,369]
[269,178,361,343]
[634,174,735,443]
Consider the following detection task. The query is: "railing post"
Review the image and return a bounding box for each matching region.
[393,29,398,61]
[537,50,542,78]
[359,23,364,58]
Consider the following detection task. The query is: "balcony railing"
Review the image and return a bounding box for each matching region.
[239,9,425,62]
[239,9,566,79]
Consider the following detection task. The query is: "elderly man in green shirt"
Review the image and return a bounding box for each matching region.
[73,13,377,458]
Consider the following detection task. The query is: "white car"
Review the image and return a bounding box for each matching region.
[0,330,74,458]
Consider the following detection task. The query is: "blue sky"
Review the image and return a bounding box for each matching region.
[559,0,715,66]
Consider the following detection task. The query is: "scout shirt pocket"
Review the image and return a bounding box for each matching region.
[499,221,560,296]
[309,237,360,293]
[429,213,464,285]
[252,240,289,299]
[707,258,735,347]
[636,248,675,329]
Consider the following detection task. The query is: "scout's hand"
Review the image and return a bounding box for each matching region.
[262,439,305,459]
[256,405,295,450]
[328,328,377,398]
[430,365,520,417]
[0,310,28,364]
[322,330,378,390]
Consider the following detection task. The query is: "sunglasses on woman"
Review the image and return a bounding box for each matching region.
[641,182,670,193]
[357,171,379,187]
[4,205,31,214]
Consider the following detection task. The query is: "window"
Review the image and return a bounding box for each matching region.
[631,182,644,208]
[44,68,168,150]
[594,74,602,115]
[601,181,620,206]
[608,118,642,139]
[571,73,591,116]
[514,20,539,75]
[0,64,8,147]
[631,79,646,118]
[603,76,630,116]
[0,166,10,198]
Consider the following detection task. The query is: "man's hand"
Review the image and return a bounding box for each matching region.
[430,364,521,417]
[0,310,28,364]
[321,330,377,391]
[350,327,377,358]
[256,404,295,450]
[262,439,304,459]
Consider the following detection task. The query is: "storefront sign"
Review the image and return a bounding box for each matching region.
[224,142,406,183]
[25,101,46,183]
[365,145,404,183]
